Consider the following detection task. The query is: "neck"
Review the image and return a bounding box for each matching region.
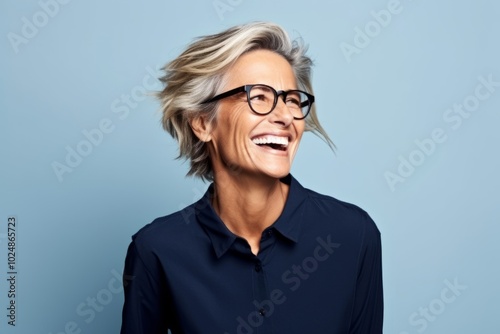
[211,170,289,254]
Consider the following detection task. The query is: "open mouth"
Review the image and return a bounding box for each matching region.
[251,135,289,151]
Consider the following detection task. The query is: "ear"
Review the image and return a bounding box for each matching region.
[189,115,213,142]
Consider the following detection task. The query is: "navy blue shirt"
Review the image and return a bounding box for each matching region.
[120,175,383,334]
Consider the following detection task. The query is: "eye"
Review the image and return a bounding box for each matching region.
[285,93,302,108]
[250,94,266,101]
[249,86,274,103]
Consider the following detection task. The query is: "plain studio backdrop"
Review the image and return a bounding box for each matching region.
[1,0,499,333]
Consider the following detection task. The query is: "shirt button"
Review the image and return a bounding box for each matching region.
[254,263,262,272]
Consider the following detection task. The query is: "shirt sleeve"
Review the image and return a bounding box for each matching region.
[349,213,384,334]
[120,239,170,334]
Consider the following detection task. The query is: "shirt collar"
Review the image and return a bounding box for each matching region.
[195,174,309,258]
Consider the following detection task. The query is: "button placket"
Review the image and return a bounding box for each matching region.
[251,247,272,332]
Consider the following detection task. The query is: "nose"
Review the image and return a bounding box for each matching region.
[269,96,294,127]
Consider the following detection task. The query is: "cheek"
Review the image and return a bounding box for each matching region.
[212,106,252,147]
[226,103,260,132]
[294,122,306,141]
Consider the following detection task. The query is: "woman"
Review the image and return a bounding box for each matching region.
[121,22,383,334]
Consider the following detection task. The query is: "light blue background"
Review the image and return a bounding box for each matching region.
[1,0,499,333]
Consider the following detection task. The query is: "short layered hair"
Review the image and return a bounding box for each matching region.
[157,22,334,181]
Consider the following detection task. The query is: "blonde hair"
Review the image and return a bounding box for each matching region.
[157,22,334,181]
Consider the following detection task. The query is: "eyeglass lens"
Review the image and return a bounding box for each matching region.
[248,85,310,118]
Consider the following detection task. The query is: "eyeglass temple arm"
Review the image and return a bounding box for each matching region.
[202,86,247,104]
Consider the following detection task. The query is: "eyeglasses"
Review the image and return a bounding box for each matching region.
[202,84,314,120]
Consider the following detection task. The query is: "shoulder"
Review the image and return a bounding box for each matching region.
[130,202,202,252]
[301,185,381,239]
[306,187,367,215]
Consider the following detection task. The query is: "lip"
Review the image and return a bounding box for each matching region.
[254,143,289,155]
[250,132,293,155]
[250,132,293,142]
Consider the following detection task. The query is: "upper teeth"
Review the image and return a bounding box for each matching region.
[252,136,289,146]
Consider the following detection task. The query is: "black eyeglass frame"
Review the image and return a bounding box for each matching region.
[202,84,315,120]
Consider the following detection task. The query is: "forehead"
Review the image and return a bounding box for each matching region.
[224,49,297,88]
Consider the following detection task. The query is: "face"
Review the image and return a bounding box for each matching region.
[201,49,306,180]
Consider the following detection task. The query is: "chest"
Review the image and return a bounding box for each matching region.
[162,234,359,334]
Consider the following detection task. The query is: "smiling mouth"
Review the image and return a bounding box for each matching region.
[252,135,289,151]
